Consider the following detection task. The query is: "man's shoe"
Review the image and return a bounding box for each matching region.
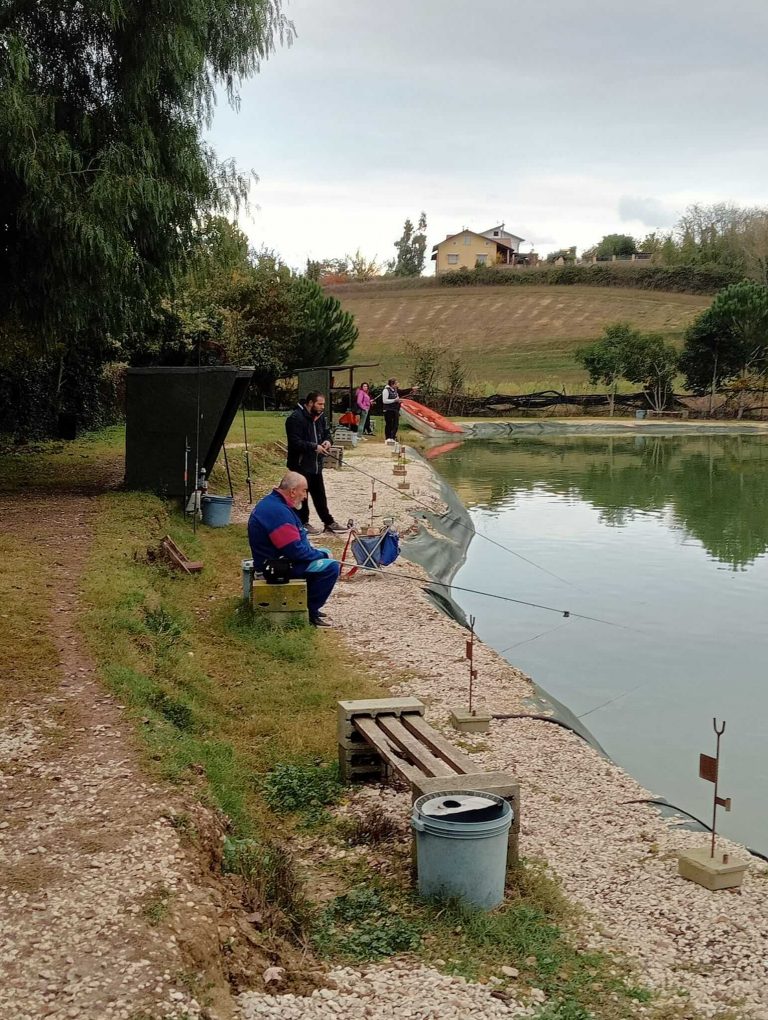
[310,615,334,628]
[324,521,349,535]
[304,524,322,535]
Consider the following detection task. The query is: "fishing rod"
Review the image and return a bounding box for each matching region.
[324,446,579,590]
[192,340,202,534]
[242,404,253,504]
[183,434,190,523]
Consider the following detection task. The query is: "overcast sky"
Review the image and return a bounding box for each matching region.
[205,0,768,271]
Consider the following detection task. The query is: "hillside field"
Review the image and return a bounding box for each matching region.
[330,284,711,391]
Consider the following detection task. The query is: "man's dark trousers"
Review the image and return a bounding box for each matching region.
[384,408,399,441]
[299,472,333,527]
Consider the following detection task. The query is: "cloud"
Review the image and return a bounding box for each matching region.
[618,196,678,229]
[206,0,768,269]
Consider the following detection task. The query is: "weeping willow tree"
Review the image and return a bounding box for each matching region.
[0,1,292,431]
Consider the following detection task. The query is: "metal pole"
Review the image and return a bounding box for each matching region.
[222,442,234,498]
[467,615,476,715]
[711,718,725,858]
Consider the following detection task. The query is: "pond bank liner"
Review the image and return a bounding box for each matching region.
[455,420,768,439]
[402,447,605,754]
[402,445,768,861]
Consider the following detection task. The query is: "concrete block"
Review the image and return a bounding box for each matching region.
[337,745,386,783]
[393,466,407,476]
[258,610,307,628]
[337,697,425,726]
[678,848,749,891]
[397,481,411,490]
[328,444,344,469]
[449,708,491,733]
[253,578,307,612]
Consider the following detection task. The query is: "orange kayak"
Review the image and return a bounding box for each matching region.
[400,399,466,439]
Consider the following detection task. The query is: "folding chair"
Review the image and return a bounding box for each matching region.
[340,525,399,579]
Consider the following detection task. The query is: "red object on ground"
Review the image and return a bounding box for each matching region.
[399,398,465,437]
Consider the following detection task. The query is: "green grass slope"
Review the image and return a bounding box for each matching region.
[331,284,711,391]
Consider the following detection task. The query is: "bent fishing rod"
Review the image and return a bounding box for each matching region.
[323,447,579,591]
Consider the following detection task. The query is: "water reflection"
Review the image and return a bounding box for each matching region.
[427,433,768,849]
[433,435,768,570]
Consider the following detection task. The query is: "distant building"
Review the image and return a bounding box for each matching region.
[431,223,538,275]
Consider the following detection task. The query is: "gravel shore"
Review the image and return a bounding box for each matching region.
[237,439,768,1020]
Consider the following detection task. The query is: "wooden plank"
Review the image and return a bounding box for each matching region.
[401,713,478,775]
[161,536,203,574]
[377,716,458,778]
[161,540,193,575]
[353,717,425,785]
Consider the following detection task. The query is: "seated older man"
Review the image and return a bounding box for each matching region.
[247,471,340,627]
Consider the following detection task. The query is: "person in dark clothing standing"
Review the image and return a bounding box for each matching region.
[285,392,347,535]
[382,377,401,444]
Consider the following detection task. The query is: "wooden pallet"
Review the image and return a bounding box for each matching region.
[160,535,203,574]
[337,698,520,863]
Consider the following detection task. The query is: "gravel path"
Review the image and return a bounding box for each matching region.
[237,439,768,1020]
[0,491,233,1020]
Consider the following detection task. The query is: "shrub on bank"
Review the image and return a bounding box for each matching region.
[438,263,742,295]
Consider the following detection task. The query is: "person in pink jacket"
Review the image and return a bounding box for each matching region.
[355,381,373,436]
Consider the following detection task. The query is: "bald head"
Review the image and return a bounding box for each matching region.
[278,471,308,509]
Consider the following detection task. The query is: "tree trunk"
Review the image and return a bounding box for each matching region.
[708,351,718,418]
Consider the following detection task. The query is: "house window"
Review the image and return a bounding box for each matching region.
[447,254,459,265]
[463,234,471,245]
[476,254,488,265]
[493,231,500,237]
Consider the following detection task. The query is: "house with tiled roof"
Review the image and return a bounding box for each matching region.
[431,223,538,275]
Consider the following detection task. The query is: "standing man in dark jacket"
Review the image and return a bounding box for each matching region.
[285,392,347,535]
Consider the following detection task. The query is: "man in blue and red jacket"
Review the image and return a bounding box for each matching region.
[247,472,340,627]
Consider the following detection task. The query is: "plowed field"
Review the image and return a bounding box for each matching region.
[331,284,710,390]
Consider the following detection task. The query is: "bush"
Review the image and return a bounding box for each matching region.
[438,262,742,295]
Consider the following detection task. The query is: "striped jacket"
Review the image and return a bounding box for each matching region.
[247,488,327,570]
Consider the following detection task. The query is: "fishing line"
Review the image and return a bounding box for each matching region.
[498,619,573,654]
[343,561,631,630]
[578,679,649,720]
[325,448,579,590]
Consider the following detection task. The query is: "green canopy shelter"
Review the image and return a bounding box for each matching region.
[125,366,253,496]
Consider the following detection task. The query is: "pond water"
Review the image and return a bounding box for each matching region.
[427,433,768,852]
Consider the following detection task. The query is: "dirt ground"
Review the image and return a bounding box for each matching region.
[0,475,274,1020]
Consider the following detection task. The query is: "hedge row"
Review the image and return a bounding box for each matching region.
[0,353,125,440]
[438,263,742,295]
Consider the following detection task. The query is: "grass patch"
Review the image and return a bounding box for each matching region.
[311,885,422,961]
[0,532,60,709]
[0,425,124,492]
[262,760,343,827]
[141,884,173,927]
[223,836,306,924]
[79,461,381,840]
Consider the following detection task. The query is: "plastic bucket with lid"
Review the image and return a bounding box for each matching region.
[201,494,234,527]
[411,791,513,909]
